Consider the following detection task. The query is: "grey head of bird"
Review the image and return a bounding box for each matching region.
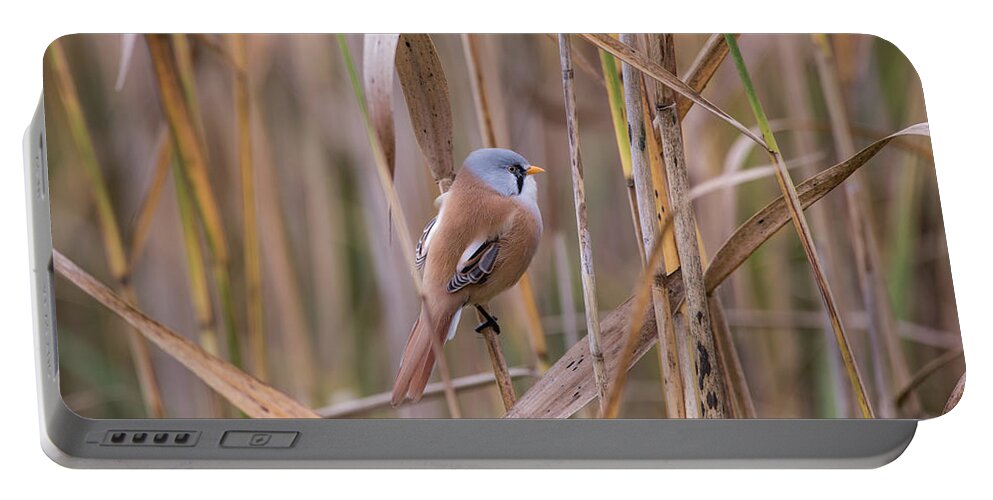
[462,148,545,198]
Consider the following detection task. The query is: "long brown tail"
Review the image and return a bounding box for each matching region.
[391,305,453,406]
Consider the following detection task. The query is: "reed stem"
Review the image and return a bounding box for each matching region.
[648,34,729,418]
[558,34,610,415]
[231,35,268,380]
[616,34,691,418]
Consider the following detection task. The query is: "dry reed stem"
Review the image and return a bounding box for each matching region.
[462,34,550,373]
[708,296,756,418]
[48,42,165,418]
[479,313,517,413]
[619,34,688,417]
[580,34,767,149]
[598,49,644,261]
[648,34,729,418]
[677,34,734,119]
[53,251,319,418]
[231,35,268,381]
[509,122,927,418]
[597,33,735,417]
[171,35,209,150]
[640,92,680,274]
[463,34,499,148]
[145,35,228,262]
[726,34,874,418]
[811,34,908,417]
[317,367,537,418]
[558,34,609,415]
[127,127,173,269]
[641,69,694,416]
[543,34,604,86]
[640,38,701,416]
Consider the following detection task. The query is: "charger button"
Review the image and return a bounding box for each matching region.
[220,431,298,448]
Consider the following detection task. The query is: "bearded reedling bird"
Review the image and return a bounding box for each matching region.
[391,148,545,406]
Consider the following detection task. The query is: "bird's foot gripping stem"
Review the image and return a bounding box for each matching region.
[473,304,501,335]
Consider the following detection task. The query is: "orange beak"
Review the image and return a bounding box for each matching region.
[526,165,546,176]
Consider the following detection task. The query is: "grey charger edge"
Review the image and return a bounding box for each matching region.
[25,98,916,469]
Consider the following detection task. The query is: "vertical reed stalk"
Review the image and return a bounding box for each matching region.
[145,35,242,369]
[48,42,166,418]
[462,34,499,148]
[639,86,692,417]
[462,34,550,373]
[779,40,850,417]
[600,33,739,417]
[641,47,700,418]
[619,34,689,418]
[648,34,729,418]
[725,34,875,418]
[598,49,644,260]
[558,34,609,414]
[811,34,911,417]
[231,35,268,380]
[709,295,756,418]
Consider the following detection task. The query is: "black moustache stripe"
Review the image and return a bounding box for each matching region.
[515,171,525,194]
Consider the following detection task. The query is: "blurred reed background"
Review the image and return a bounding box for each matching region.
[43,34,961,420]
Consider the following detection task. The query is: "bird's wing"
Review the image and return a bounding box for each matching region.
[414,193,449,270]
[447,239,499,293]
[414,216,438,270]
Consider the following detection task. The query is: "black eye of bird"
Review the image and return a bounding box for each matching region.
[509,164,521,174]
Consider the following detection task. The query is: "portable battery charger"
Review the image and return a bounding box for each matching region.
[26,34,962,467]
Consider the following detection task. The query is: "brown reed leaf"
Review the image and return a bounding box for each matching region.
[53,251,320,418]
[395,34,456,190]
[362,34,400,176]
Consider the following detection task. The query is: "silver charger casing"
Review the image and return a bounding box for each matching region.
[26,100,916,468]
